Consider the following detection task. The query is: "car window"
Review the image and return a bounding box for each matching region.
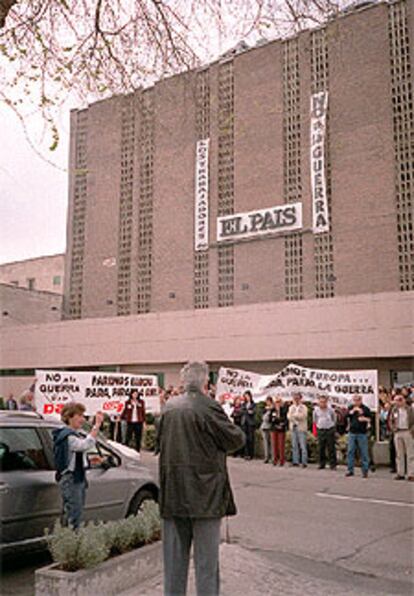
[0,427,52,471]
[86,441,121,468]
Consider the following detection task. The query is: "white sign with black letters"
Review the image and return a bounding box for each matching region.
[195,138,210,251]
[217,202,302,243]
[310,91,329,234]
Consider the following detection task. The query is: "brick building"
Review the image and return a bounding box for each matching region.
[63,0,413,320]
[0,0,413,396]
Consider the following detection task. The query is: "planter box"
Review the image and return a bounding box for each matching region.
[35,541,162,596]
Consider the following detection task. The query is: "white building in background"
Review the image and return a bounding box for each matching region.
[0,254,64,294]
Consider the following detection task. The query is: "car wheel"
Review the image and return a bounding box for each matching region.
[127,489,156,516]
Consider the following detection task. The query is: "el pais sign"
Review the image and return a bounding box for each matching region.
[217,202,302,243]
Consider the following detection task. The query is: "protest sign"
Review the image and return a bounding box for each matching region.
[216,363,378,410]
[35,369,159,419]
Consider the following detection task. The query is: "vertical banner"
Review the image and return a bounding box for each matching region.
[195,138,210,251]
[310,91,329,234]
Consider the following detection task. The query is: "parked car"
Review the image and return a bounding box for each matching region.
[0,411,158,555]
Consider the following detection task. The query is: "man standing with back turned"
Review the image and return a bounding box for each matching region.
[159,361,245,596]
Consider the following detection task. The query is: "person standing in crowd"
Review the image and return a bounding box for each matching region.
[287,393,308,468]
[270,396,288,466]
[241,390,256,460]
[387,401,397,473]
[345,394,371,478]
[121,389,146,453]
[313,396,337,470]
[231,396,244,457]
[158,361,245,596]
[218,394,233,420]
[19,390,36,411]
[260,396,274,464]
[389,395,414,481]
[6,393,18,410]
[109,414,123,443]
[53,404,104,528]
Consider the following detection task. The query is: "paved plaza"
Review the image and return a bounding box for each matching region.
[2,453,413,596]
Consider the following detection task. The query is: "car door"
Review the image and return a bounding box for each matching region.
[82,440,127,522]
[0,426,59,546]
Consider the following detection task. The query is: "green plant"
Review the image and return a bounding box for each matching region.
[47,501,161,571]
[46,523,82,572]
[145,413,155,425]
[143,424,157,451]
[76,524,110,569]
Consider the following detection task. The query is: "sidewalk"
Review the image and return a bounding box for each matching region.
[121,541,392,596]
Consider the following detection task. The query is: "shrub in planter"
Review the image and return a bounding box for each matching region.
[47,501,161,572]
[143,424,157,451]
[47,523,109,572]
[336,434,348,465]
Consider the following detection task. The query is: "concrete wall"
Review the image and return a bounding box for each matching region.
[1,291,412,369]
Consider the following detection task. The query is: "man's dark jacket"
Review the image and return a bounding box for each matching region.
[159,389,245,519]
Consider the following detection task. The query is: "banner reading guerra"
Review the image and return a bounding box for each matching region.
[35,369,159,418]
[216,363,378,410]
[310,91,330,234]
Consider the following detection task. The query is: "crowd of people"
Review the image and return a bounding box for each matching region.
[3,378,414,481]
[154,382,414,481]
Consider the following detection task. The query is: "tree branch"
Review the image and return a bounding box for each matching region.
[0,0,17,29]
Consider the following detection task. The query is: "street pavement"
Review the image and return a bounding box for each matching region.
[135,453,413,596]
[2,453,413,595]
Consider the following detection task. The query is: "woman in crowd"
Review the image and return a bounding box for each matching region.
[19,390,36,411]
[121,389,146,452]
[242,391,256,460]
[270,396,288,466]
[260,396,274,463]
[231,396,244,457]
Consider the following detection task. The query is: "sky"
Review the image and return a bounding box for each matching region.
[0,105,69,264]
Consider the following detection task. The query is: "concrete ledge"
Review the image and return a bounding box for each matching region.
[35,540,162,596]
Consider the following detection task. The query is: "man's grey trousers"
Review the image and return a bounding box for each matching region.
[162,517,221,596]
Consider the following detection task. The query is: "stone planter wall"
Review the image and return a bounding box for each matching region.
[35,541,162,596]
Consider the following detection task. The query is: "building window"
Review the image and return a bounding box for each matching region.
[217,59,235,308]
[388,0,414,292]
[283,38,304,301]
[53,275,61,286]
[27,278,35,290]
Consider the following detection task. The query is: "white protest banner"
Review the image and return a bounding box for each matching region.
[217,202,302,243]
[35,369,159,419]
[216,363,378,410]
[195,138,210,251]
[310,91,329,234]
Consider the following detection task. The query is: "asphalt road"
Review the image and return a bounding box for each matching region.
[2,454,413,596]
[142,454,414,596]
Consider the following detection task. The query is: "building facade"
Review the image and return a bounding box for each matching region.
[0,254,65,294]
[63,1,413,320]
[0,284,62,328]
[1,1,413,398]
